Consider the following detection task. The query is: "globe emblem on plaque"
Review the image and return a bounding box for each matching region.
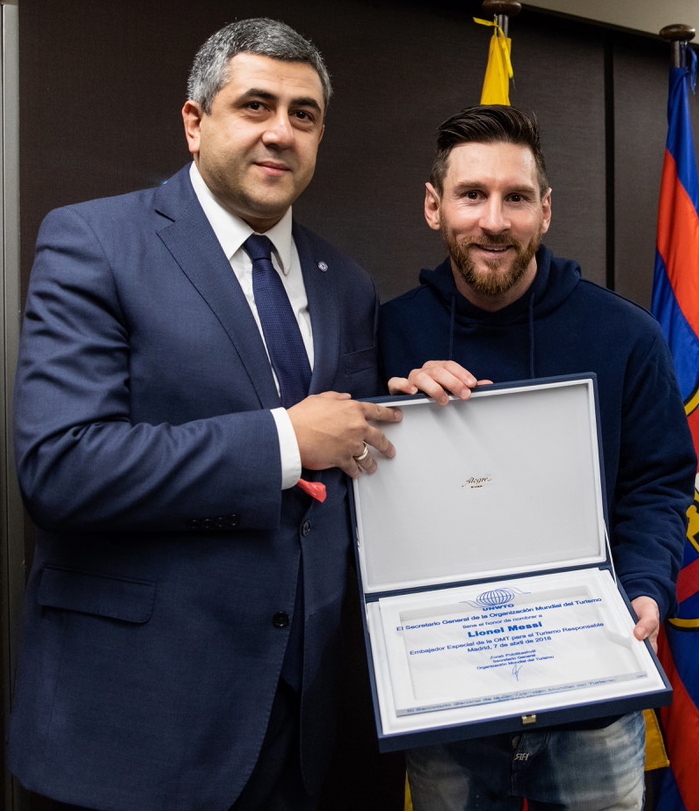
[475,588,516,608]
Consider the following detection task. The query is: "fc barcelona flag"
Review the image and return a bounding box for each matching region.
[650,48,699,811]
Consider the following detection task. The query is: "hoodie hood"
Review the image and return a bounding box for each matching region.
[418,244,581,325]
[416,244,582,377]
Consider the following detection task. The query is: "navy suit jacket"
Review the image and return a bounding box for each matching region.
[8,166,381,810]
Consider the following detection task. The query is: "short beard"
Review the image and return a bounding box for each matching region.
[444,229,541,297]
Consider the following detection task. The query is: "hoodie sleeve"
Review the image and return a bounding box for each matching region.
[610,326,695,620]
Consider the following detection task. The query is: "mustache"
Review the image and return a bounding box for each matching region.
[459,234,523,250]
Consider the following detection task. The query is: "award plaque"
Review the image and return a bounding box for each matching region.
[352,376,671,751]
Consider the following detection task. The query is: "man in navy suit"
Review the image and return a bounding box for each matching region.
[8,18,400,811]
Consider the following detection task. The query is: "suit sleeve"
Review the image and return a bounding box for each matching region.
[14,206,285,534]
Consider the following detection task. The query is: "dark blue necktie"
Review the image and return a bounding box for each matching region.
[244,234,309,690]
[243,234,311,408]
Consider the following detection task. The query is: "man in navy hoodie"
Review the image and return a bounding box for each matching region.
[380,105,695,811]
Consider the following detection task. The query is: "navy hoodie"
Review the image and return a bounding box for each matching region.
[380,244,695,621]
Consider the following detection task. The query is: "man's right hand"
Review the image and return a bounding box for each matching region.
[388,360,490,405]
[287,391,402,478]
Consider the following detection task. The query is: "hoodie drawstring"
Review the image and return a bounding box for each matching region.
[448,295,456,360]
[528,292,536,378]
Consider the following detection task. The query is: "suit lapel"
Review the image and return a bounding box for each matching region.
[293,223,341,396]
[154,168,280,409]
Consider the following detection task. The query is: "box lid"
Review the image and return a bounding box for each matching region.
[353,376,608,595]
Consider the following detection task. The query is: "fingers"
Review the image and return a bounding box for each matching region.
[364,400,403,428]
[347,405,400,478]
[352,442,376,477]
[633,618,660,653]
[406,361,480,405]
[388,376,417,395]
[352,401,402,468]
[631,596,660,653]
[315,390,353,402]
[288,393,401,477]
[389,364,492,402]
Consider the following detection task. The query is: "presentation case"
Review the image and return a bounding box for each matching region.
[351,375,671,751]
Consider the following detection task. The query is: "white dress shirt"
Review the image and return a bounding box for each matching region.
[189,162,311,489]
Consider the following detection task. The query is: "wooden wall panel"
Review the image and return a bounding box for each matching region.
[612,36,668,307]
[611,33,698,308]
[20,0,613,302]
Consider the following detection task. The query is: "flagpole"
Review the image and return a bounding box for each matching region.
[480,0,521,37]
[660,23,695,69]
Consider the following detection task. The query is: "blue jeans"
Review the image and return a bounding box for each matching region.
[406,712,645,811]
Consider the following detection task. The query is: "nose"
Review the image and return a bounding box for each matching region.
[479,196,510,233]
[261,111,295,148]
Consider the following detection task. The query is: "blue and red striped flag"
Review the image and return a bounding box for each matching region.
[650,48,699,811]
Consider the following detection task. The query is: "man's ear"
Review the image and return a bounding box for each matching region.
[540,187,552,235]
[182,100,204,156]
[424,182,442,231]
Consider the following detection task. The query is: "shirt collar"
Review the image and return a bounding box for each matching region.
[189,162,294,274]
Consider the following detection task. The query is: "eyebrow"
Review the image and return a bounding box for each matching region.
[240,88,322,114]
[452,181,538,195]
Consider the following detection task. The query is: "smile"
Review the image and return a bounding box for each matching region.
[255,161,290,176]
[474,244,511,253]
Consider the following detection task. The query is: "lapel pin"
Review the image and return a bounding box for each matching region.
[317,261,328,272]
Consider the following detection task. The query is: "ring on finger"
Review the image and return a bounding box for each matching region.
[354,442,370,463]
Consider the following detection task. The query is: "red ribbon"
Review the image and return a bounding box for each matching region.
[297,478,327,502]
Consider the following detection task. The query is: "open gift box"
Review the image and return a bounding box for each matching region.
[351,375,671,751]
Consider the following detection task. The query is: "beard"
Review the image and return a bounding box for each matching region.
[444,227,542,297]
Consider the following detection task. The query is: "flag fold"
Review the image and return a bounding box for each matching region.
[650,46,699,811]
[474,17,513,105]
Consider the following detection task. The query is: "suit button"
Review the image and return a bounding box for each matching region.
[272,612,289,628]
[301,520,311,536]
[202,518,215,530]
[188,518,202,530]
[228,514,239,527]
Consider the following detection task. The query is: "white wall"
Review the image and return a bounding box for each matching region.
[526,0,699,38]
[1,2,25,809]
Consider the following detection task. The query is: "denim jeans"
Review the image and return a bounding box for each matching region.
[406,711,645,811]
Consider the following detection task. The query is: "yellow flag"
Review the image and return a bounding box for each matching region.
[474,17,513,105]
[643,708,670,770]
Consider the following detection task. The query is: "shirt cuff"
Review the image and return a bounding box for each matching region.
[271,407,302,489]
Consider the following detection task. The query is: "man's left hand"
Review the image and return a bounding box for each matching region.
[631,596,660,653]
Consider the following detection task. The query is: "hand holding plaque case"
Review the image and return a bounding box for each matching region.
[351,376,670,751]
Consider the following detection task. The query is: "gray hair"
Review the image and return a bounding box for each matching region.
[187,18,332,114]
